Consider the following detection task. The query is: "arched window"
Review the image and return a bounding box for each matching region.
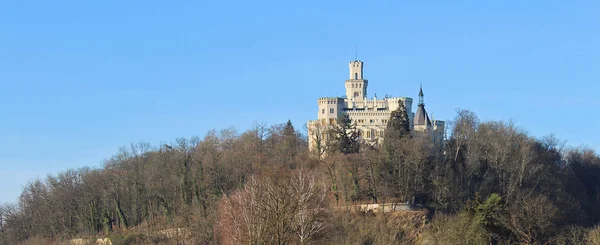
[354,72,358,79]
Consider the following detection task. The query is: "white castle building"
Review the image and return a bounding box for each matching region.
[307,60,445,154]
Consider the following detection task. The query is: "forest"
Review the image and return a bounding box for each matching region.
[1,107,600,245]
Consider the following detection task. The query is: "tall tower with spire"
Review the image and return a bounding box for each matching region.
[414,85,431,131]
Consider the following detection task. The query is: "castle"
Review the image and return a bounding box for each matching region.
[307,60,445,154]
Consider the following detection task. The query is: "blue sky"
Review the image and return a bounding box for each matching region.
[1,1,599,203]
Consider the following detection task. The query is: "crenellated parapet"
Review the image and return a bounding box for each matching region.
[317,97,343,104]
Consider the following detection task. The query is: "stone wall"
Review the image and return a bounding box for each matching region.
[356,203,426,213]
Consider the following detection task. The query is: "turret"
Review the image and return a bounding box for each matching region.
[414,85,431,131]
[349,60,363,79]
[345,60,368,100]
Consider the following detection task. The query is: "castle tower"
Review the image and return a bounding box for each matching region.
[345,60,368,100]
[414,85,431,131]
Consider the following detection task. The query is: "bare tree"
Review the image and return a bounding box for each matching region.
[308,122,328,160]
[291,171,328,244]
[0,203,5,243]
[451,109,479,163]
[219,171,329,244]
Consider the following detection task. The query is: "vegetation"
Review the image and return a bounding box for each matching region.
[1,109,600,244]
[329,113,360,155]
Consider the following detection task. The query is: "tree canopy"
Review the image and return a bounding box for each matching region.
[3,110,600,244]
[329,113,360,154]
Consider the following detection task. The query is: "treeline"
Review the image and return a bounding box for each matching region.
[425,110,600,244]
[1,110,600,244]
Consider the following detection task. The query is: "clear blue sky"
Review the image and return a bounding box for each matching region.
[1,1,598,203]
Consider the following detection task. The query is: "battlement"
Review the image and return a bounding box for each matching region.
[318,97,343,104]
[350,60,362,66]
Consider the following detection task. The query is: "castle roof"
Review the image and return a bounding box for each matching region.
[414,104,431,126]
[414,85,431,126]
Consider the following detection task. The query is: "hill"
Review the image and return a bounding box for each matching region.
[2,111,600,244]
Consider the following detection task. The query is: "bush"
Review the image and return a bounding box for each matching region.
[327,210,427,244]
[587,225,600,245]
[423,212,489,245]
[109,233,147,245]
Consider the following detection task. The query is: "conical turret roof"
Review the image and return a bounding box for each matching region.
[414,104,431,126]
[414,86,431,126]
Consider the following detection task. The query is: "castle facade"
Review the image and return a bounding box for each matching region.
[307,60,445,154]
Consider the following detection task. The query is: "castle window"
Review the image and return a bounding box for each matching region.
[329,108,334,114]
[354,73,358,79]
[321,109,325,114]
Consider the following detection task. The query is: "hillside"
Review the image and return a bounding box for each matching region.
[2,111,600,245]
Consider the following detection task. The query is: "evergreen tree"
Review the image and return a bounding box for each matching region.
[283,120,296,140]
[283,119,298,158]
[383,100,411,168]
[330,113,360,154]
[386,100,411,138]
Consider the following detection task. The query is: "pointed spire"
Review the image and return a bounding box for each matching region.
[418,85,424,105]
